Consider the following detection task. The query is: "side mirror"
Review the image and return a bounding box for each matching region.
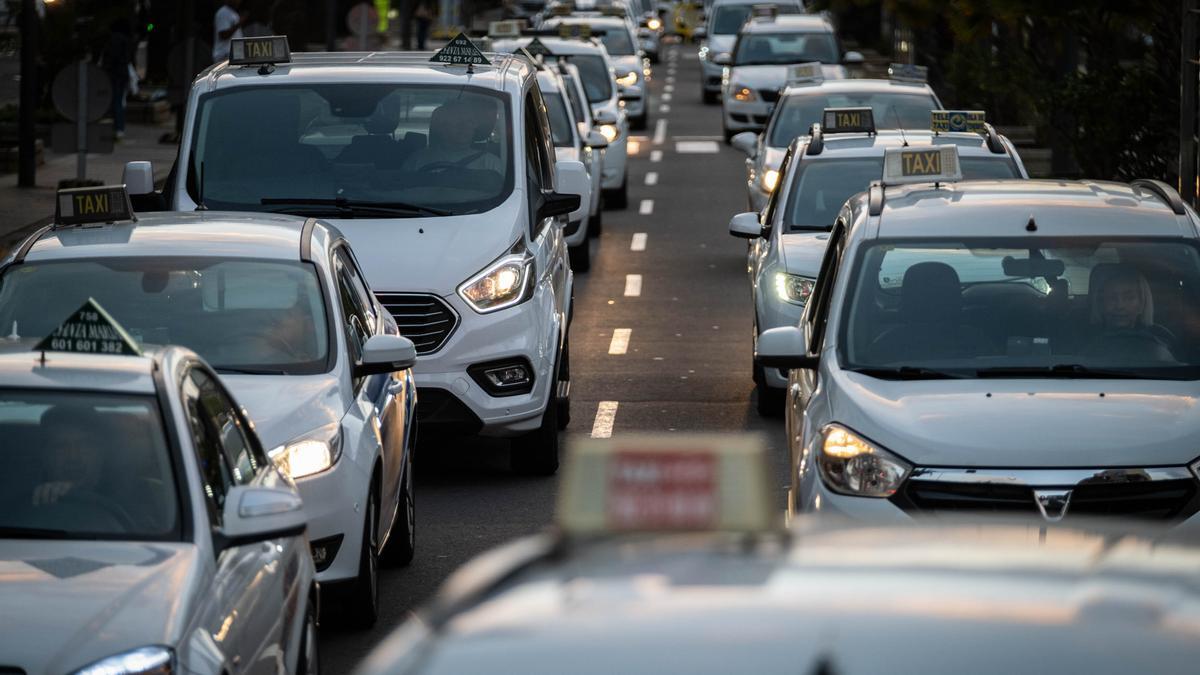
[593,109,619,126]
[843,51,864,65]
[731,132,759,158]
[354,334,417,378]
[586,129,609,150]
[712,52,731,66]
[551,159,590,223]
[619,84,644,101]
[215,485,306,551]
[123,161,154,195]
[694,26,707,39]
[755,326,818,370]
[728,211,763,239]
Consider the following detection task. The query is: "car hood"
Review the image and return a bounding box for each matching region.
[330,193,524,295]
[779,231,830,277]
[222,373,344,449]
[706,35,737,56]
[828,371,1200,467]
[729,63,846,88]
[0,541,198,674]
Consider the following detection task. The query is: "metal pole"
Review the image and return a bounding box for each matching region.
[1181,0,1199,207]
[326,0,338,51]
[17,0,36,187]
[76,60,87,182]
[359,4,369,51]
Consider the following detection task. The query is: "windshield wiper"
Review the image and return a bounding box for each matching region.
[847,366,967,380]
[215,366,289,375]
[975,364,1145,380]
[0,525,72,539]
[261,197,451,218]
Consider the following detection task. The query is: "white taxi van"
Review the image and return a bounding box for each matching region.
[128,36,587,475]
[757,149,1200,527]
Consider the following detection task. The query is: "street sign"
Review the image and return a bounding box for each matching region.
[51,62,111,123]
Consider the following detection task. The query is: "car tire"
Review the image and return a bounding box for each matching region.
[568,240,591,272]
[630,112,648,131]
[703,90,718,104]
[723,127,736,143]
[297,597,320,675]
[604,176,628,210]
[510,385,560,476]
[381,440,415,567]
[346,486,380,629]
[754,364,785,417]
[555,338,571,430]
[588,198,603,237]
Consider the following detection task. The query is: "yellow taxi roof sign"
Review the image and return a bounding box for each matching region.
[556,433,775,535]
[488,20,523,38]
[55,184,134,227]
[229,36,291,66]
[931,109,987,134]
[822,107,875,134]
[882,145,962,186]
[785,62,824,85]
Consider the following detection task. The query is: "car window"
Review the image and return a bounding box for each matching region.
[544,92,575,147]
[561,73,590,124]
[767,92,941,147]
[336,247,378,335]
[333,253,372,361]
[189,367,267,486]
[183,370,234,527]
[734,32,838,66]
[560,55,614,103]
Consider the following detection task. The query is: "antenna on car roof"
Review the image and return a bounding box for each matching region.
[197,161,208,211]
[892,106,908,147]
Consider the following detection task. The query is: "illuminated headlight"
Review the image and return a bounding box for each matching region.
[270,423,342,479]
[818,425,911,498]
[599,123,620,143]
[647,17,662,30]
[774,273,814,305]
[698,46,710,60]
[458,253,534,313]
[74,646,174,675]
[731,85,756,102]
[616,71,639,87]
[760,168,780,192]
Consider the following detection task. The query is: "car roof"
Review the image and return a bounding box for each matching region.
[793,130,1010,160]
[871,180,1197,239]
[742,14,833,33]
[711,0,803,9]
[544,15,629,26]
[19,211,322,263]
[492,37,607,57]
[0,348,162,395]
[780,78,937,97]
[199,51,533,93]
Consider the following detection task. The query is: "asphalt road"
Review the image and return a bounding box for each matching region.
[320,41,790,671]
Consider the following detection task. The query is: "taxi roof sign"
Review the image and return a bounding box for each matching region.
[786,62,824,85]
[35,298,142,357]
[430,33,492,67]
[488,20,522,38]
[751,4,778,19]
[822,107,875,134]
[887,62,928,83]
[557,434,775,535]
[228,36,290,66]
[524,37,555,58]
[557,23,595,39]
[55,185,134,227]
[882,145,962,186]
[931,109,987,134]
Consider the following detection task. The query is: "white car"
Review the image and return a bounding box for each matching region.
[131,38,585,475]
[718,14,862,141]
[698,0,804,103]
[556,60,609,235]
[756,153,1200,527]
[731,113,1028,414]
[1,186,419,628]
[542,15,651,130]
[0,276,316,673]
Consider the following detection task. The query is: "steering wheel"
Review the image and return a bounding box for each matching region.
[419,161,471,174]
[1084,328,1176,361]
[57,489,139,532]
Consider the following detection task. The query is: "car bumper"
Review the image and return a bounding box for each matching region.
[723,99,773,132]
[625,96,647,119]
[755,294,806,389]
[602,134,629,189]
[296,456,372,584]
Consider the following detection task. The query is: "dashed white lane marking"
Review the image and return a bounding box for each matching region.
[664,84,674,93]
[675,140,720,153]
[660,104,671,113]
[631,232,647,250]
[624,274,642,296]
[661,92,672,102]
[608,328,632,355]
[652,119,667,145]
[638,199,654,215]
[591,401,619,438]
[650,150,663,162]
[666,75,676,84]
[644,171,658,186]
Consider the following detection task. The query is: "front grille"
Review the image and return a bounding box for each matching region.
[759,89,780,103]
[375,292,458,354]
[894,477,1200,522]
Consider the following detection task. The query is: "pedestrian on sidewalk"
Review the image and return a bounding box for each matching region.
[102,17,134,141]
[415,0,437,51]
[212,0,247,63]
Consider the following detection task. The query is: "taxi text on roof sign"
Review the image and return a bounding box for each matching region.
[35,298,142,357]
[931,110,987,134]
[229,36,290,66]
[887,62,928,83]
[882,145,962,186]
[430,33,492,66]
[786,62,824,85]
[524,37,555,58]
[55,185,134,227]
[556,434,775,535]
[557,23,594,39]
[822,107,875,134]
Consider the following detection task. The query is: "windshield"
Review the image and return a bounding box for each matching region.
[188,84,513,217]
[0,259,330,375]
[767,92,940,147]
[561,54,614,103]
[711,5,753,34]
[597,25,636,55]
[734,32,839,65]
[544,92,575,147]
[784,157,1019,231]
[0,390,181,541]
[840,239,1200,380]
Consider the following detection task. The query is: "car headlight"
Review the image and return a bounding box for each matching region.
[760,168,779,192]
[458,253,534,313]
[616,71,639,88]
[817,425,911,498]
[731,84,756,102]
[74,646,174,675]
[647,17,662,30]
[599,123,620,143]
[774,273,814,306]
[270,423,342,479]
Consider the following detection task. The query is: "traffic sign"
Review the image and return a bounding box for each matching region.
[51,62,111,123]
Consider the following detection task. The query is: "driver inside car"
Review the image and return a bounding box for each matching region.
[1085,265,1177,360]
[31,407,106,507]
[402,100,502,173]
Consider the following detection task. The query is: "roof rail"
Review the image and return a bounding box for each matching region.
[10,222,53,265]
[982,123,1005,154]
[1132,179,1187,215]
[806,122,824,155]
[868,182,884,216]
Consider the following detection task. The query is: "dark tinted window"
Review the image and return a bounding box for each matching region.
[734,32,838,65]
[544,93,575,147]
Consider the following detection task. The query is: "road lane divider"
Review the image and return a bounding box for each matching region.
[650,150,663,162]
[645,172,658,186]
[631,232,647,250]
[591,401,619,438]
[624,274,642,296]
[609,328,631,355]
[639,199,654,215]
[653,119,667,145]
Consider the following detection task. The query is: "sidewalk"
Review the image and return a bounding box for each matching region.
[0,120,178,258]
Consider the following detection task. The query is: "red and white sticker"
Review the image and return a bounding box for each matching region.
[606,451,717,530]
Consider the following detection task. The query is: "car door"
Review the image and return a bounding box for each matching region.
[182,366,293,675]
[524,85,571,341]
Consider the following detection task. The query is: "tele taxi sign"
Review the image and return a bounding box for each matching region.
[557,23,594,39]
[55,185,134,226]
[931,109,986,134]
[822,107,875,134]
[786,62,824,85]
[229,36,291,66]
[557,434,775,535]
[35,298,142,357]
[524,37,555,58]
[430,33,492,66]
[882,145,962,186]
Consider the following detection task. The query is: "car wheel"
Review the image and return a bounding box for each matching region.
[703,90,718,104]
[555,338,571,430]
[381,442,415,567]
[588,198,603,237]
[630,112,648,131]
[568,241,591,272]
[604,176,628,210]
[755,367,785,417]
[346,486,379,628]
[723,127,736,143]
[510,387,560,476]
[297,597,320,675]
